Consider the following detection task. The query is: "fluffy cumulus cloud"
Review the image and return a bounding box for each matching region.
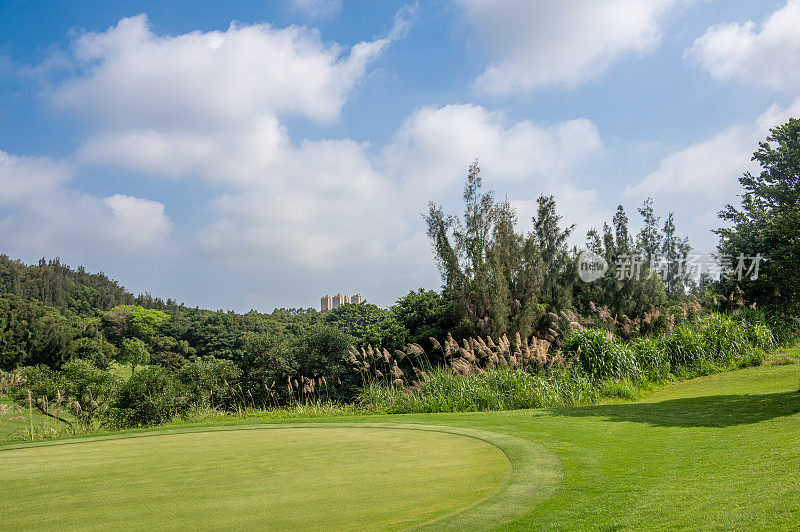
[625,96,800,250]
[0,150,171,258]
[51,14,392,127]
[0,151,71,207]
[21,11,606,307]
[382,104,603,195]
[456,0,681,93]
[627,97,800,199]
[685,0,800,90]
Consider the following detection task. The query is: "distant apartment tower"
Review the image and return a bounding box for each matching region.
[332,293,349,308]
[320,293,365,312]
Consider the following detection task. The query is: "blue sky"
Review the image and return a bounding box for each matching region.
[1,0,798,311]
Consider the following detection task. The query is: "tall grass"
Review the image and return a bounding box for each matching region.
[360,367,597,413]
[359,312,776,414]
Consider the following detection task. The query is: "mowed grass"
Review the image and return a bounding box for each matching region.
[2,346,799,530]
[0,427,509,530]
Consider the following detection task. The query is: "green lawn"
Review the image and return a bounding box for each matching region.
[2,350,799,530]
[0,426,509,530]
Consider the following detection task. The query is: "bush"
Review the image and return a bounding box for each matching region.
[177,357,242,410]
[562,329,638,380]
[71,337,114,369]
[7,365,65,408]
[297,325,359,401]
[661,321,705,368]
[111,366,187,427]
[61,358,119,424]
[661,313,770,373]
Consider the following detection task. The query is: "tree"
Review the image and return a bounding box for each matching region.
[104,305,169,342]
[613,205,632,257]
[392,289,452,345]
[637,197,662,265]
[324,302,407,350]
[30,312,74,369]
[118,337,150,376]
[62,358,119,424]
[661,212,691,298]
[425,161,544,337]
[533,195,575,312]
[716,117,800,310]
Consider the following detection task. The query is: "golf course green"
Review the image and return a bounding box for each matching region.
[1,427,510,530]
[2,349,799,530]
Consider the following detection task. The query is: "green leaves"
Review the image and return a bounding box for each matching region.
[717,118,800,310]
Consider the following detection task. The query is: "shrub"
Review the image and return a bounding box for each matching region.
[71,337,114,369]
[61,358,119,424]
[177,357,242,410]
[111,366,187,427]
[562,329,638,380]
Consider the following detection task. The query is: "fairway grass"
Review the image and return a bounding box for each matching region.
[1,427,509,530]
[2,350,799,530]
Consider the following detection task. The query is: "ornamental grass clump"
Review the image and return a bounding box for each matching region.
[561,329,638,380]
[359,367,597,414]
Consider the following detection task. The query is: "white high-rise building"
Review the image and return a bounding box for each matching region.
[320,294,333,312]
[332,293,349,308]
[321,292,364,311]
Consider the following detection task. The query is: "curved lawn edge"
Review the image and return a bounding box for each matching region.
[0,421,562,530]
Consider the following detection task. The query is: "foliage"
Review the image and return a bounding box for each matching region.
[562,329,638,380]
[716,118,800,311]
[110,366,187,427]
[324,302,406,350]
[117,337,150,375]
[70,336,115,369]
[0,255,141,314]
[424,161,551,338]
[61,358,120,423]
[391,288,453,345]
[360,367,597,413]
[104,305,169,341]
[296,325,358,401]
[177,357,242,410]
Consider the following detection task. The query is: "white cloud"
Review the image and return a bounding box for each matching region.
[51,14,394,128]
[0,151,71,206]
[456,0,681,93]
[32,12,606,307]
[75,101,604,301]
[625,97,800,251]
[103,194,172,246]
[686,0,800,90]
[627,96,800,199]
[286,0,343,18]
[382,104,603,196]
[0,149,171,257]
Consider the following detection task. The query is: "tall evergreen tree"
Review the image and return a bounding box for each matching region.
[716,118,800,310]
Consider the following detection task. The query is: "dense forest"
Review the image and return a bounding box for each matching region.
[1,118,798,434]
